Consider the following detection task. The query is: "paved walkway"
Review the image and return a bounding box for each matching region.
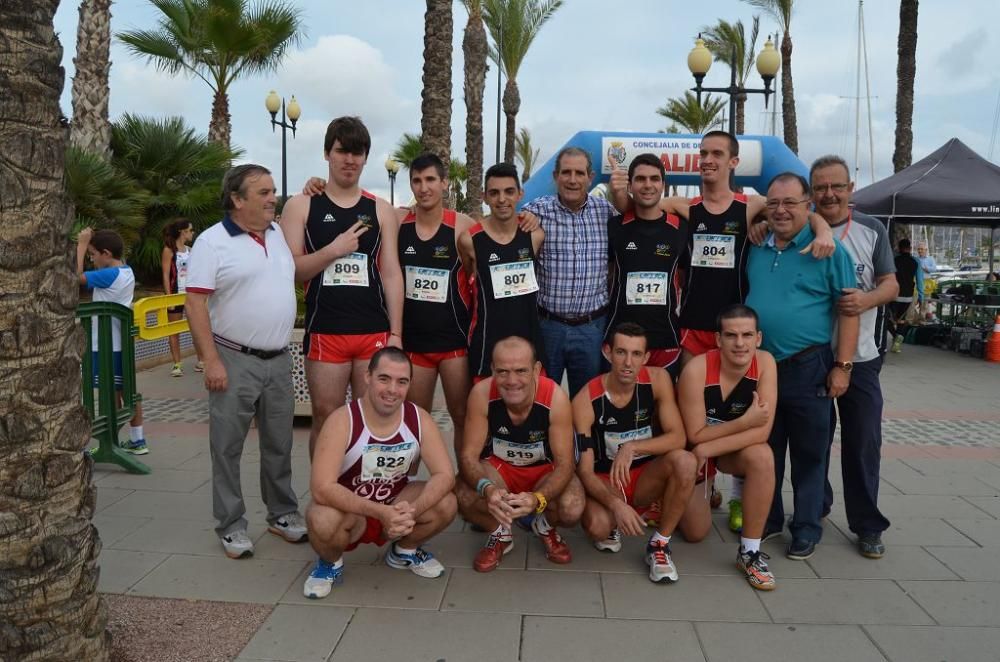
[90,345,1000,662]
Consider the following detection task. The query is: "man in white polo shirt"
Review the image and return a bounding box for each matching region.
[186,164,308,559]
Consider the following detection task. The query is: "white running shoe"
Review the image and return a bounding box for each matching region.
[594,528,622,553]
[646,538,678,583]
[221,530,254,559]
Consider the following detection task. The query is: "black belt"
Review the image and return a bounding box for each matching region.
[214,334,286,360]
[776,344,826,366]
[538,305,608,326]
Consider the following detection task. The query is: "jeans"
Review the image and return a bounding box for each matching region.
[824,356,891,536]
[539,314,605,399]
[766,346,835,544]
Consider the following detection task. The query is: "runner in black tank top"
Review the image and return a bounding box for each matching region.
[606,211,686,367]
[399,208,470,353]
[680,194,751,333]
[466,224,545,378]
[584,367,661,474]
[303,191,388,338]
[481,375,556,466]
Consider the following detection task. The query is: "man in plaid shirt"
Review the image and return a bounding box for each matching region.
[522,147,618,399]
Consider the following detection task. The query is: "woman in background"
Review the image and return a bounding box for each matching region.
[161,219,200,376]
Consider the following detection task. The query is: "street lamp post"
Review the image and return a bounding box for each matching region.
[687,35,781,137]
[265,90,301,204]
[385,159,401,205]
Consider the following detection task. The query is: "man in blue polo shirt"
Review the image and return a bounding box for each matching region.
[746,172,858,561]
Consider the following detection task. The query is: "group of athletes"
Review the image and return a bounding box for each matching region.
[280,116,829,599]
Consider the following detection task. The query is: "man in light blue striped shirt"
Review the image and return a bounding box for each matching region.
[523,147,617,398]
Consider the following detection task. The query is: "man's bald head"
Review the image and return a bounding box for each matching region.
[492,336,537,364]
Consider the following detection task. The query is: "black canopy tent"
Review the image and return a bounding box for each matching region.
[852,138,1000,272]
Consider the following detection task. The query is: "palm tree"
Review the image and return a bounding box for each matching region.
[111,114,236,282]
[514,127,541,182]
[449,158,469,211]
[481,0,564,163]
[117,0,303,149]
[656,91,727,134]
[71,0,114,157]
[700,16,760,135]
[461,0,488,217]
[893,0,919,173]
[743,0,798,152]
[421,0,452,171]
[1,2,110,658]
[66,146,148,245]
[391,132,426,169]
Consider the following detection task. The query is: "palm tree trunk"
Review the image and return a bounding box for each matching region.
[502,79,520,165]
[209,89,231,149]
[0,3,110,659]
[893,0,919,173]
[421,0,452,172]
[70,0,113,158]
[780,29,798,154]
[463,4,487,218]
[736,93,747,135]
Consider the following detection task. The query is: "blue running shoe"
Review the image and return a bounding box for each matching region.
[303,558,344,599]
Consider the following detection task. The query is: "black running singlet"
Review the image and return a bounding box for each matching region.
[606,211,686,350]
[680,194,751,331]
[584,368,660,474]
[703,349,759,424]
[303,192,388,336]
[398,209,471,353]
[481,376,557,467]
[468,223,545,378]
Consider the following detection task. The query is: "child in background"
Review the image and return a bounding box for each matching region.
[76,227,149,455]
[161,219,201,377]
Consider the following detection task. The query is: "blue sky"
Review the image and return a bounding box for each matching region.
[54,0,1000,200]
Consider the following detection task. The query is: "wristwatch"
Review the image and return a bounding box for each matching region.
[533,492,548,514]
[834,361,853,372]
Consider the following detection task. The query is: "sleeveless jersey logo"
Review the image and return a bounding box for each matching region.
[357,214,373,228]
[707,407,716,415]
[655,243,671,257]
[724,220,741,234]
[433,245,450,259]
[488,252,500,262]
[697,223,708,231]
[635,408,649,421]
[405,246,417,255]
[517,247,531,261]
[498,425,509,435]
[375,340,384,348]
[605,416,617,425]
[626,241,638,250]
[730,403,748,414]
[528,430,546,443]
[323,213,335,222]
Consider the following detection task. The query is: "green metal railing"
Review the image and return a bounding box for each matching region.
[77,302,150,474]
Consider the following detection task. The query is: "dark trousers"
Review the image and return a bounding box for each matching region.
[823,356,891,536]
[767,346,834,544]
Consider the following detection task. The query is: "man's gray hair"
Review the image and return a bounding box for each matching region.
[809,154,851,182]
[553,146,593,175]
[221,164,272,210]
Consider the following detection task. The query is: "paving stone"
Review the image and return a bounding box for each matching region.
[93,513,151,547]
[330,608,520,662]
[697,623,886,662]
[758,579,933,625]
[901,458,1000,478]
[602,573,770,622]
[442,568,603,617]
[961,496,1000,518]
[924,546,1000,580]
[98,488,217,521]
[129,554,306,603]
[899,580,1000,627]
[280,563,448,610]
[873,494,989,520]
[97,468,211,493]
[98,549,168,594]
[113,518,265,556]
[806,542,959,580]
[944,518,1000,546]
[239,604,353,662]
[881,474,1000,496]
[828,515,977,547]
[95,486,134,513]
[522,616,705,662]
[865,625,1000,662]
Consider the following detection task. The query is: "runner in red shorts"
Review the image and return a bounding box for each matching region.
[303,348,456,599]
[677,304,778,590]
[281,117,404,456]
[455,336,583,572]
[573,322,697,583]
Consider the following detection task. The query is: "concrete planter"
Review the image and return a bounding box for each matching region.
[290,328,311,417]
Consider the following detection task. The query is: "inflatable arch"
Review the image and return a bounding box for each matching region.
[518,131,807,207]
